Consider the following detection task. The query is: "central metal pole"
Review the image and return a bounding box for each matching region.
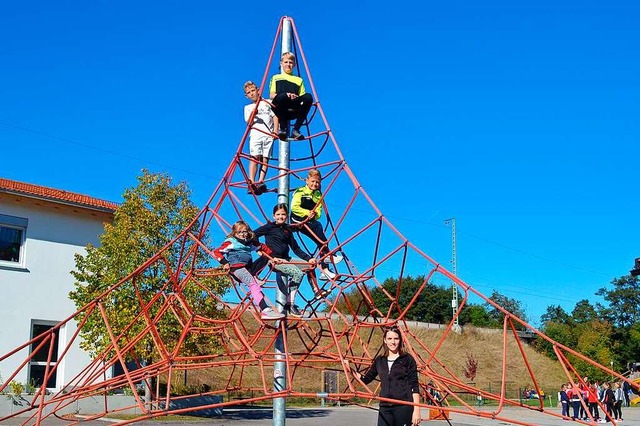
[444,218,461,333]
[273,16,293,426]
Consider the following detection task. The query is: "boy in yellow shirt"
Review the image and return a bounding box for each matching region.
[290,169,342,280]
[269,52,313,141]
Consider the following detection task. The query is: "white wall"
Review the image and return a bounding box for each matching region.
[0,196,112,391]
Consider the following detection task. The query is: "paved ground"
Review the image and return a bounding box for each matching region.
[3,406,638,426]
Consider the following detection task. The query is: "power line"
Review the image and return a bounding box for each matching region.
[0,119,222,181]
[457,228,610,277]
[343,206,611,278]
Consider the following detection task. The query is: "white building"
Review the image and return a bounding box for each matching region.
[0,177,117,391]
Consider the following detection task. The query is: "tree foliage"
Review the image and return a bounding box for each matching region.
[596,275,640,329]
[540,305,572,327]
[69,170,229,362]
[368,276,454,323]
[622,322,640,368]
[533,321,576,360]
[537,274,640,374]
[331,284,371,317]
[571,320,614,381]
[329,274,535,330]
[459,304,496,328]
[594,275,640,369]
[571,299,598,324]
[536,313,616,381]
[332,275,512,329]
[485,290,528,328]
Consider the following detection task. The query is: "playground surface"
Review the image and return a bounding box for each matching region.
[3,406,639,426]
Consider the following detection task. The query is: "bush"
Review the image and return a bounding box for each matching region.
[9,380,25,395]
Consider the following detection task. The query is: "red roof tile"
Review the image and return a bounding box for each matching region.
[0,178,118,212]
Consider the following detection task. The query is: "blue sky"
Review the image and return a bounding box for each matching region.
[1,1,638,326]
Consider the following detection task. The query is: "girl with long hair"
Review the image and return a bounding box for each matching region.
[213,221,283,320]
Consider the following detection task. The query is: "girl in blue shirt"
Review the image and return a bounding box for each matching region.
[213,221,283,320]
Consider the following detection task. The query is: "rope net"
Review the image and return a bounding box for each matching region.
[1,16,635,426]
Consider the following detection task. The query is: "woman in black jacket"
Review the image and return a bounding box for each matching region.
[355,326,421,426]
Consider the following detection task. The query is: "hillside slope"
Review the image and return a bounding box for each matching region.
[185,321,566,402]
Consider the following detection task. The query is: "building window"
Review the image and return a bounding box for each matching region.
[29,322,59,389]
[0,214,27,267]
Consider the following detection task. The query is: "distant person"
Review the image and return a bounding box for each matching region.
[602,382,615,422]
[243,81,278,195]
[559,383,570,418]
[269,52,313,141]
[567,383,582,420]
[622,379,631,407]
[427,380,442,405]
[290,169,342,281]
[587,380,601,421]
[354,326,421,426]
[613,381,624,421]
[213,221,283,320]
[579,377,589,420]
[254,203,319,317]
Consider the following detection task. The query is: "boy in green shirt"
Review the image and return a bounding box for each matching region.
[290,169,342,280]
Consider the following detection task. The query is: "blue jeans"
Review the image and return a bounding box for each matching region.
[571,400,581,419]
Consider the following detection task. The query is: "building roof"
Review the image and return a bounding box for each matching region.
[0,178,119,213]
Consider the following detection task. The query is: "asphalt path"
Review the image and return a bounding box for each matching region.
[3,406,639,426]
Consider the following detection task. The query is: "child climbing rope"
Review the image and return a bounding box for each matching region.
[254,203,325,317]
[269,52,312,141]
[290,169,342,280]
[243,80,278,195]
[213,221,283,320]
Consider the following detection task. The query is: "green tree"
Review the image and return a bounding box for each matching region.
[622,322,640,368]
[596,275,640,368]
[540,305,572,326]
[571,299,598,324]
[570,320,614,381]
[485,290,528,328]
[69,170,229,363]
[458,304,496,328]
[369,276,453,323]
[534,321,577,360]
[342,275,494,326]
[596,275,640,328]
[331,284,370,317]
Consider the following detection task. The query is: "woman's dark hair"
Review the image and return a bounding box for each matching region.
[382,325,405,356]
[273,203,289,214]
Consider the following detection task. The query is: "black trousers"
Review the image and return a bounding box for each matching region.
[292,217,331,270]
[613,400,623,419]
[271,92,313,131]
[377,404,413,426]
[588,401,600,419]
[246,256,269,276]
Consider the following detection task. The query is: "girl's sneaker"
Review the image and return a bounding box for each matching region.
[284,303,303,317]
[319,270,336,280]
[260,308,284,320]
[313,288,332,299]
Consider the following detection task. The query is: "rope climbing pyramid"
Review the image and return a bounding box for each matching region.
[1,16,636,426]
